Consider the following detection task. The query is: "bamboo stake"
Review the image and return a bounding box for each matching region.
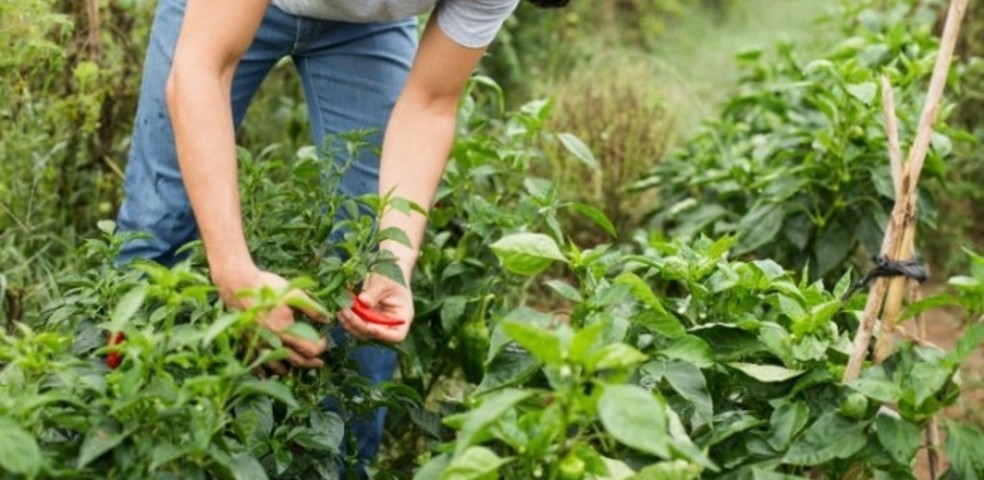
[843,0,969,381]
[86,0,102,62]
[927,415,942,479]
[873,0,968,364]
[882,76,904,194]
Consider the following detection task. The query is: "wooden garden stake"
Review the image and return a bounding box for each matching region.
[843,0,968,381]
[86,0,102,61]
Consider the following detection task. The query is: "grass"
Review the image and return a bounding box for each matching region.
[531,0,833,136]
[655,0,833,131]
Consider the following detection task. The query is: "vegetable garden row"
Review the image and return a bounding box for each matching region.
[2,0,983,479]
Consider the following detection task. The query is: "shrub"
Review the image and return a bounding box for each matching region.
[634,0,969,280]
[537,61,677,244]
[416,233,984,478]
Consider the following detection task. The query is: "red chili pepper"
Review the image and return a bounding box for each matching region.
[106,332,125,369]
[350,294,405,326]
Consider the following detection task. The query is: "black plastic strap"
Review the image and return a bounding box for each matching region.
[840,256,929,301]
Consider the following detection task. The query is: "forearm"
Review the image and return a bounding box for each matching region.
[377,94,458,279]
[167,69,255,282]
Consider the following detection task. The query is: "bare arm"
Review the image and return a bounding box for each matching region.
[167,0,266,284]
[339,17,489,343]
[167,0,327,370]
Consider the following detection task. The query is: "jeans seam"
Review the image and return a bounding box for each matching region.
[297,56,329,151]
[292,15,302,54]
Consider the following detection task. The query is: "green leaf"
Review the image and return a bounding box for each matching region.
[632,460,701,479]
[372,260,407,287]
[846,82,877,105]
[909,361,951,406]
[875,414,920,464]
[778,295,806,322]
[597,457,636,480]
[558,132,600,171]
[734,203,785,255]
[0,418,40,476]
[474,346,540,395]
[783,413,869,465]
[451,389,532,455]
[78,419,128,469]
[491,233,566,276]
[815,222,852,277]
[570,203,617,238]
[848,378,902,403]
[768,401,810,450]
[204,313,239,346]
[727,363,804,382]
[614,272,663,311]
[501,320,565,364]
[545,280,584,303]
[659,335,714,368]
[948,322,984,365]
[570,321,605,360]
[588,343,648,372]
[943,420,984,479]
[237,380,298,408]
[440,296,469,332]
[759,322,795,365]
[379,226,413,248]
[283,322,322,343]
[150,443,184,470]
[598,384,669,457]
[414,454,451,480]
[283,292,330,319]
[752,470,809,480]
[634,309,686,339]
[441,446,510,480]
[97,220,117,235]
[662,361,714,429]
[230,455,269,480]
[791,300,842,337]
[901,294,958,321]
[834,269,853,300]
[109,284,147,331]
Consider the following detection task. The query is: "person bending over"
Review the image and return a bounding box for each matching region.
[115,0,568,472]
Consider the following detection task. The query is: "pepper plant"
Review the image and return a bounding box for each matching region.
[415,231,984,479]
[635,0,971,279]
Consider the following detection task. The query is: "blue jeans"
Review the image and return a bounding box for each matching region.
[115,0,417,471]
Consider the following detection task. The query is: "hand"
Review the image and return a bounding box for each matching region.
[215,267,330,375]
[338,273,414,344]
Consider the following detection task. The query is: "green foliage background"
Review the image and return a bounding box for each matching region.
[1,0,983,478]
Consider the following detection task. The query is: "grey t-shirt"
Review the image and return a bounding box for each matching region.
[271,0,520,48]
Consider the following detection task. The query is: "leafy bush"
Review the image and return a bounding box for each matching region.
[416,234,984,479]
[635,0,969,279]
[0,140,422,478]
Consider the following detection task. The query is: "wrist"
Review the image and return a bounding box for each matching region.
[209,258,260,289]
[379,240,418,281]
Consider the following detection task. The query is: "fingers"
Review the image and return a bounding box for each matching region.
[338,308,408,344]
[279,331,328,359]
[265,359,289,376]
[286,348,324,369]
[265,305,328,358]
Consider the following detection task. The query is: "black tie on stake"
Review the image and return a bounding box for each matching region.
[840,255,929,302]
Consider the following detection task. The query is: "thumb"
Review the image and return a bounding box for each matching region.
[285,290,330,324]
[357,282,387,309]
